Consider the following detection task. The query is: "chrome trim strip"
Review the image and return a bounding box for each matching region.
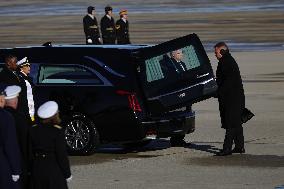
[148,78,214,100]
[141,114,195,124]
[197,73,209,78]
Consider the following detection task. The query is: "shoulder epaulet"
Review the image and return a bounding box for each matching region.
[53,125,62,129]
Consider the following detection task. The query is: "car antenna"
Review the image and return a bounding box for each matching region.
[42,42,52,47]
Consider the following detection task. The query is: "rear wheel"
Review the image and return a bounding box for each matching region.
[64,114,100,155]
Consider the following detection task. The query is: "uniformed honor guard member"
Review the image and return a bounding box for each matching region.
[100,5,116,44]
[17,57,35,122]
[0,84,21,189]
[0,55,31,124]
[4,85,31,189]
[116,10,131,44]
[83,6,102,45]
[30,101,72,189]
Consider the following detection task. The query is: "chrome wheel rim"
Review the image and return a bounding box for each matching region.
[65,119,91,151]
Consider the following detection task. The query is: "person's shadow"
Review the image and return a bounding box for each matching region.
[185,142,220,154]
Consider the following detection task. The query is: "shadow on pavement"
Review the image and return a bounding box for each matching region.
[70,139,171,166]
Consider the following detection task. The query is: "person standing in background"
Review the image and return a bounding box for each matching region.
[17,57,35,122]
[100,5,116,44]
[0,84,21,189]
[116,10,131,44]
[83,6,102,45]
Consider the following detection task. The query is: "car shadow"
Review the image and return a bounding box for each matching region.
[96,139,171,154]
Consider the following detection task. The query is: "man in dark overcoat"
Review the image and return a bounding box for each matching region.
[214,42,245,156]
[100,5,116,44]
[116,10,131,44]
[83,6,102,45]
[0,84,21,189]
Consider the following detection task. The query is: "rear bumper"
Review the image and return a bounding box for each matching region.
[141,111,195,138]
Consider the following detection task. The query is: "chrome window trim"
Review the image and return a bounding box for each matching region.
[148,78,214,100]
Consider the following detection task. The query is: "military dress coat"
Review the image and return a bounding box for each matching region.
[5,106,31,186]
[30,123,71,189]
[83,14,101,44]
[216,52,245,129]
[0,66,31,123]
[100,15,116,44]
[116,19,130,44]
[0,108,21,189]
[18,71,35,121]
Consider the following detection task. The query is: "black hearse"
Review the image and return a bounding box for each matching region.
[0,34,217,155]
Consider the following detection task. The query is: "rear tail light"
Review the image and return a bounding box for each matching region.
[116,90,142,112]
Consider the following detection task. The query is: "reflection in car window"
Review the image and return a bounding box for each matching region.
[38,65,103,85]
[145,45,202,83]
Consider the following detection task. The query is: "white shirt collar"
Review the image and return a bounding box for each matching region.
[88,14,94,19]
[122,18,127,23]
[106,15,112,20]
[20,70,27,76]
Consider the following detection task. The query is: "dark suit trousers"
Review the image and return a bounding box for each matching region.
[223,126,244,151]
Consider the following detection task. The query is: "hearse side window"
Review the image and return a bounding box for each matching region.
[145,45,202,83]
[38,65,103,85]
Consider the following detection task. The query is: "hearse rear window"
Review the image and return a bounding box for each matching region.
[38,65,103,85]
[145,45,201,83]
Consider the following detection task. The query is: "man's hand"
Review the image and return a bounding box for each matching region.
[87,39,93,44]
[12,175,20,182]
[98,38,103,44]
[66,175,73,183]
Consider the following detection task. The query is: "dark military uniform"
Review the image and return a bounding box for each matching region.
[216,51,245,152]
[30,123,71,189]
[0,108,21,189]
[83,15,101,45]
[5,107,31,189]
[116,19,131,44]
[0,66,31,123]
[100,15,116,44]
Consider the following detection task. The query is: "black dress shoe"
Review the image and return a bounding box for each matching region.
[215,150,232,156]
[231,148,245,154]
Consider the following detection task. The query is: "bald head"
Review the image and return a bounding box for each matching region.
[214,42,229,60]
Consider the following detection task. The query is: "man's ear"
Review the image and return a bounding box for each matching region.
[220,49,226,55]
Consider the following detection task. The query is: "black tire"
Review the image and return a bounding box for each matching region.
[64,114,100,155]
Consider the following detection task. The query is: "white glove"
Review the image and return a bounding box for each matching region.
[87,39,93,44]
[66,175,73,183]
[98,38,103,44]
[12,175,20,182]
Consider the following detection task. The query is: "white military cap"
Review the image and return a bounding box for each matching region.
[4,85,21,100]
[17,57,30,67]
[37,101,58,119]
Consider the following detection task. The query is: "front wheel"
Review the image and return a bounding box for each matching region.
[64,114,100,155]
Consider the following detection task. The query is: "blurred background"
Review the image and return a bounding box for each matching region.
[0,0,283,51]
